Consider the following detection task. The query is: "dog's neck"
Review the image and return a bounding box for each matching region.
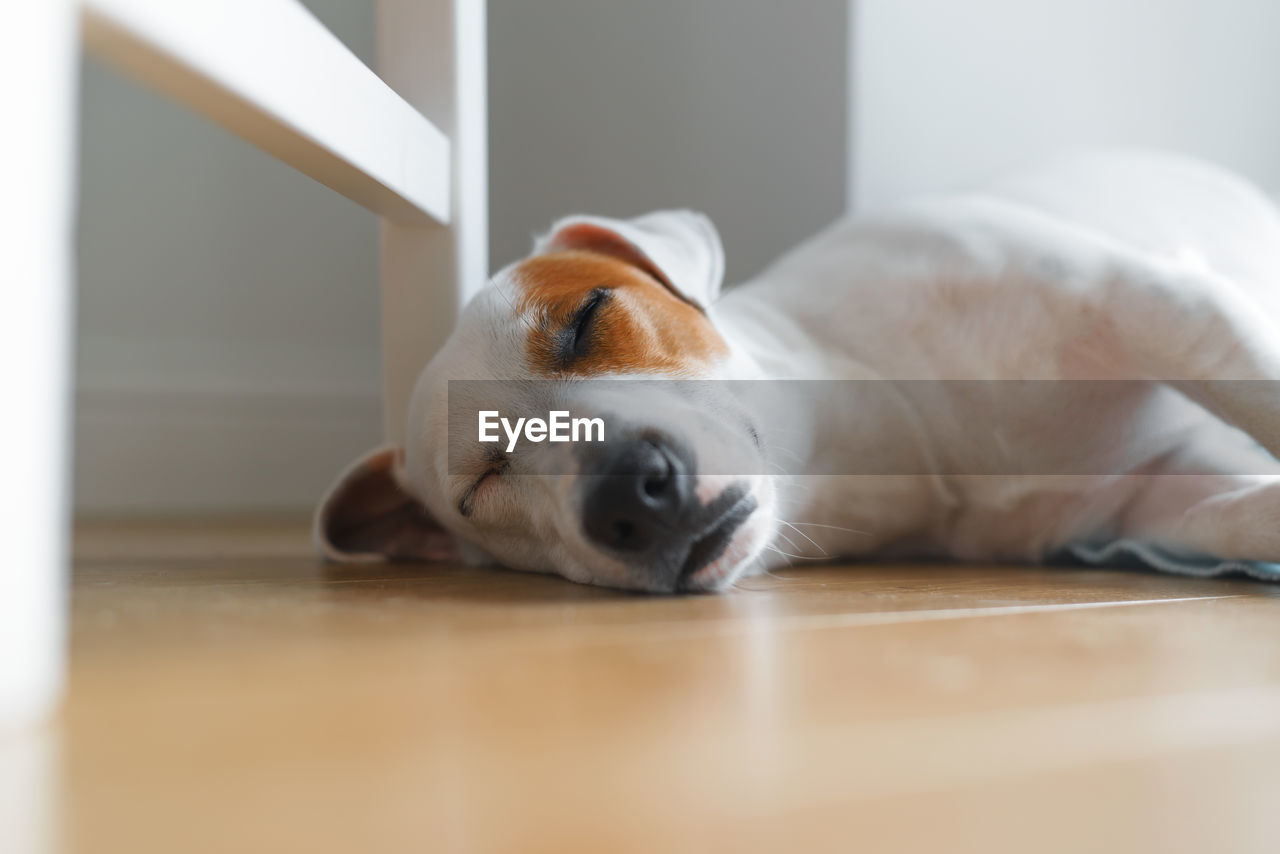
[711,282,834,381]
[709,276,948,563]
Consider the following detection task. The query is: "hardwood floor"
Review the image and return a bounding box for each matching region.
[41,520,1280,852]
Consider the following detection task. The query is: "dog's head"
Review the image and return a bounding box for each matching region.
[315,211,777,592]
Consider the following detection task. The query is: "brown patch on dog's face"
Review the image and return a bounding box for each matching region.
[515,250,727,377]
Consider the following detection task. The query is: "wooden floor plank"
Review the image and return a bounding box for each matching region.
[48,520,1280,853]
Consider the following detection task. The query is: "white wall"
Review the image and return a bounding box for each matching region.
[488,0,848,284]
[852,0,1280,212]
[75,0,383,514]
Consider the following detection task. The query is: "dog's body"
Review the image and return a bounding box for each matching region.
[319,150,1280,592]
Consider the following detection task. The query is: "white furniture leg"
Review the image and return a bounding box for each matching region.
[376,0,489,445]
[0,0,77,729]
[83,0,452,225]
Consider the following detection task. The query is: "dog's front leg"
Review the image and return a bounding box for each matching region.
[1110,428,1280,563]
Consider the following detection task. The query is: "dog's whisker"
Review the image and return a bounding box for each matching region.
[773,528,802,553]
[779,520,827,555]
[491,275,540,335]
[787,521,870,536]
[764,543,825,561]
[762,545,796,568]
[740,563,791,587]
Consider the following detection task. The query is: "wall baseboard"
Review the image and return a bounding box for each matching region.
[74,386,382,514]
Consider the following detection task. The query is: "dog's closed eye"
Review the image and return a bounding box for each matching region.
[560,287,611,363]
[459,451,509,518]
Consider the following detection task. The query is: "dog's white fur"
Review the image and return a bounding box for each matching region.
[318,150,1280,593]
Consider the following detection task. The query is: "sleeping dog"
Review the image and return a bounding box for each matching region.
[316,151,1280,593]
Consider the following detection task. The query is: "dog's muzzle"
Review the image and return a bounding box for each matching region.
[579,436,755,592]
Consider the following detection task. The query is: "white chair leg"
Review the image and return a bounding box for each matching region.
[0,0,77,729]
[376,0,488,446]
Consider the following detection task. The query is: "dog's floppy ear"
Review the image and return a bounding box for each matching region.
[536,210,725,310]
[314,446,460,563]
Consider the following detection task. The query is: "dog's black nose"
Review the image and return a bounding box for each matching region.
[581,437,695,554]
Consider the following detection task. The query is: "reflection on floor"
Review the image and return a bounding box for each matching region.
[58,519,1280,853]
